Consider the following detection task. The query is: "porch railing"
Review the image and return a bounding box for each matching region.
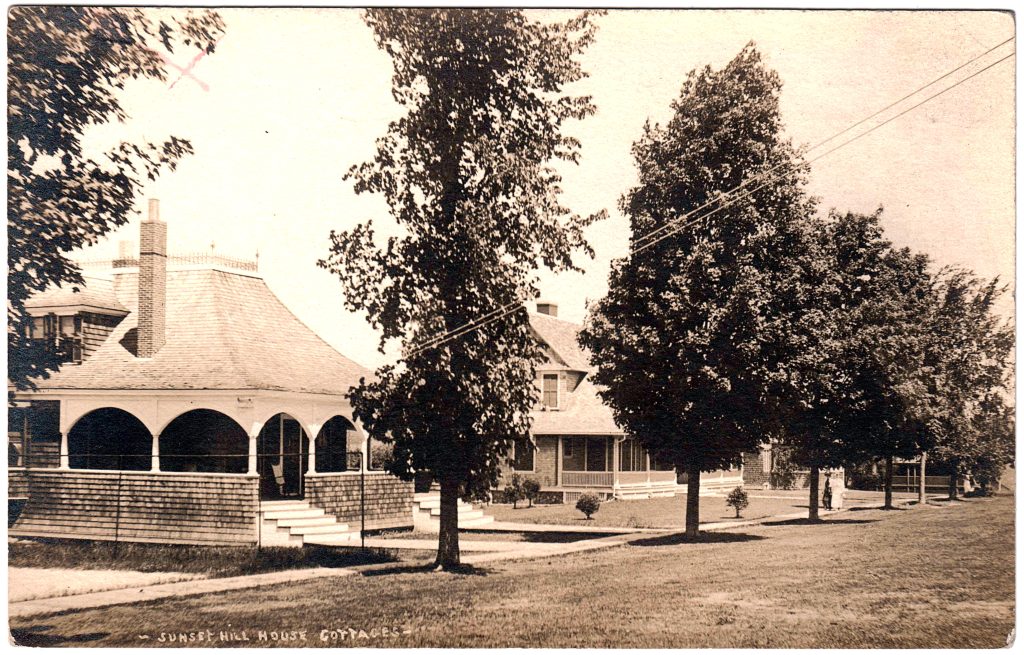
[562,470,615,487]
[616,470,678,486]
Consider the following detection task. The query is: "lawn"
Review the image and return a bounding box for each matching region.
[485,488,906,529]
[9,495,1013,648]
[8,540,411,579]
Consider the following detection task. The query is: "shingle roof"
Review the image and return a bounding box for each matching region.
[528,311,592,371]
[531,379,622,435]
[527,311,622,435]
[29,268,370,395]
[25,275,128,314]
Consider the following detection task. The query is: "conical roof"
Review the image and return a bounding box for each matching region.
[29,267,369,395]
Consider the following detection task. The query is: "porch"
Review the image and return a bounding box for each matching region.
[554,436,678,500]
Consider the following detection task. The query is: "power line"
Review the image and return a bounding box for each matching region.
[632,36,1015,251]
[405,38,1015,356]
[633,49,1014,256]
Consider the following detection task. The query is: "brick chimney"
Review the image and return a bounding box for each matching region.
[536,302,558,317]
[137,199,167,357]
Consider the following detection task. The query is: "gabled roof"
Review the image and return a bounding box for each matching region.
[25,276,128,315]
[28,267,370,396]
[528,311,592,372]
[531,378,621,436]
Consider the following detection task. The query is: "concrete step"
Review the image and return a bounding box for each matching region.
[289,523,351,535]
[262,508,326,520]
[275,516,336,528]
[260,500,310,511]
[427,507,482,519]
[304,533,362,546]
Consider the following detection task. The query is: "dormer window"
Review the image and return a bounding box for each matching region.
[27,313,82,364]
[542,373,559,409]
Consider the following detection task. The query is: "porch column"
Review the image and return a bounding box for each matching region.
[151,433,160,472]
[611,437,620,489]
[645,453,651,484]
[556,437,563,487]
[247,432,258,475]
[360,431,369,472]
[307,430,317,474]
[59,431,69,470]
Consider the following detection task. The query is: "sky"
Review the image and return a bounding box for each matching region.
[74,9,1016,370]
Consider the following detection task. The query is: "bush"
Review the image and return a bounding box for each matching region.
[726,486,749,518]
[575,492,601,520]
[522,478,541,508]
[504,473,526,509]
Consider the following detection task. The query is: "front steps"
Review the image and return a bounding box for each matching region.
[259,500,360,547]
[413,493,494,532]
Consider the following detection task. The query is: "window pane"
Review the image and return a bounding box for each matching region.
[512,437,534,471]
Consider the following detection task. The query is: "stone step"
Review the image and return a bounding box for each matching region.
[289,522,351,535]
[262,508,325,520]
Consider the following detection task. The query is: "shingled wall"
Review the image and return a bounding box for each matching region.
[10,470,259,545]
[306,472,413,531]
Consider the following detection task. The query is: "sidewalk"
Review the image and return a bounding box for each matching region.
[9,496,921,619]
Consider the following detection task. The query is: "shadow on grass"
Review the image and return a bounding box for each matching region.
[761,517,879,527]
[360,562,492,577]
[11,625,109,646]
[630,531,765,547]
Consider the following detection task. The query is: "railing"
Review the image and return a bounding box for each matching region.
[75,252,258,272]
[562,470,615,487]
[616,470,679,486]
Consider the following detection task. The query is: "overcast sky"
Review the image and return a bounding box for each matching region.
[75,9,1015,369]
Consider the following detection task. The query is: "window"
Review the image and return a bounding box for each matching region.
[27,313,82,364]
[563,439,573,458]
[619,439,648,472]
[542,374,559,409]
[511,437,535,471]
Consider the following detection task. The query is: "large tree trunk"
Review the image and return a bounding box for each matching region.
[918,452,927,505]
[883,454,894,509]
[435,477,461,570]
[948,458,959,501]
[685,461,700,538]
[808,462,820,521]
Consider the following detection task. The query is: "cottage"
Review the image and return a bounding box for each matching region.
[501,303,743,503]
[8,201,413,546]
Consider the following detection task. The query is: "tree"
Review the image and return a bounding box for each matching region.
[319,9,604,569]
[726,486,749,518]
[922,269,1014,499]
[8,7,224,391]
[575,493,601,520]
[579,44,816,537]
[504,473,526,509]
[522,477,541,508]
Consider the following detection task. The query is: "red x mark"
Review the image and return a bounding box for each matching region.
[156,38,220,92]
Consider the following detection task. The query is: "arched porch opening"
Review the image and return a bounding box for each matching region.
[258,413,308,500]
[315,416,359,472]
[68,408,151,471]
[160,409,248,473]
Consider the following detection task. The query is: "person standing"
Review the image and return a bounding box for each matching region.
[823,476,833,510]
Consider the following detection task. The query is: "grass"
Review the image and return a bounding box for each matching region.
[9,494,1013,647]
[486,489,902,528]
[8,539,409,579]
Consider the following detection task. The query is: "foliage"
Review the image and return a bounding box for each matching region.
[769,447,799,490]
[725,486,749,518]
[575,492,601,520]
[579,43,814,535]
[319,8,604,567]
[504,473,527,509]
[7,6,224,390]
[522,478,541,508]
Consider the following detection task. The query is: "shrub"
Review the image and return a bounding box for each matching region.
[504,473,526,509]
[726,486,749,518]
[575,492,601,520]
[522,478,541,508]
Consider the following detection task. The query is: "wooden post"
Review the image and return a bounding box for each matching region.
[151,433,160,472]
[611,437,620,492]
[247,434,258,475]
[556,437,563,487]
[308,431,317,474]
[59,431,69,470]
[919,452,927,504]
